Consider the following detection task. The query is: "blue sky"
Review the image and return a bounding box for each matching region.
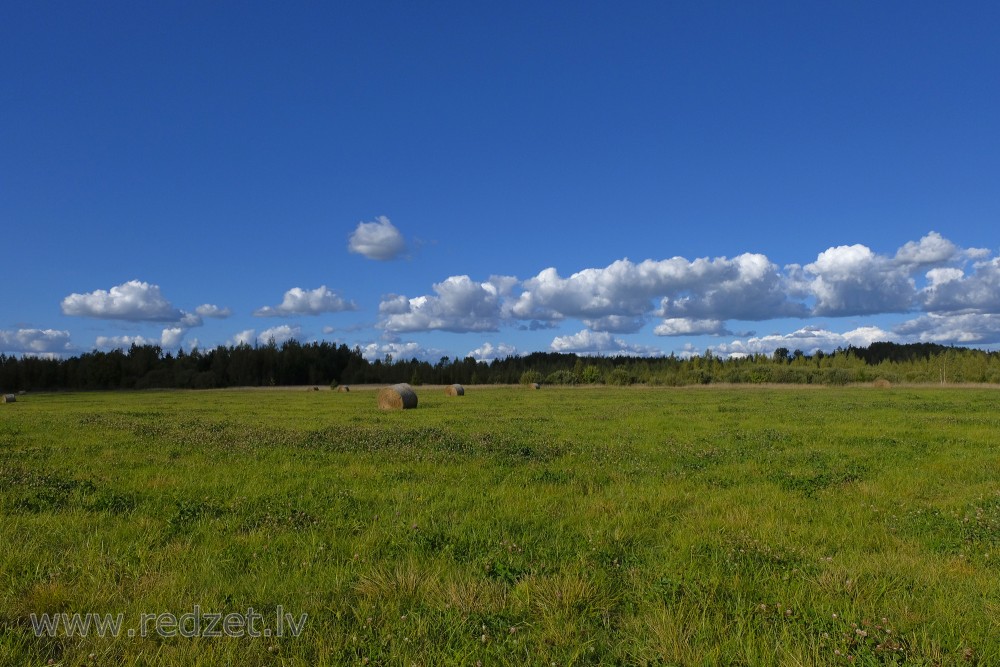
[3,1,1000,362]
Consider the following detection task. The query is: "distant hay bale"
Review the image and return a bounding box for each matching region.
[445,384,465,396]
[873,378,892,389]
[337,385,350,393]
[2,394,16,403]
[311,386,320,391]
[531,383,541,390]
[378,383,417,410]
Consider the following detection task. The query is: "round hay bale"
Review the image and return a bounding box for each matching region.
[378,383,417,410]
[2,394,16,403]
[873,378,892,389]
[531,382,541,390]
[444,383,465,396]
[337,385,350,393]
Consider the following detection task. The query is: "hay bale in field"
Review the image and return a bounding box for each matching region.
[337,385,350,393]
[873,378,892,389]
[2,394,16,403]
[312,386,320,391]
[444,383,465,396]
[531,382,541,390]
[378,383,417,410]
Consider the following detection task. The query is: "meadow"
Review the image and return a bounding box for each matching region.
[1,385,998,666]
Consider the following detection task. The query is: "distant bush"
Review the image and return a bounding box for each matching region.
[606,368,637,386]
[520,370,543,386]
[545,370,579,385]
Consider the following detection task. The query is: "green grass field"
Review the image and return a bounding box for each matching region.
[1,386,998,665]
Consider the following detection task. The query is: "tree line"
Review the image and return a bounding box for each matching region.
[2,340,1000,392]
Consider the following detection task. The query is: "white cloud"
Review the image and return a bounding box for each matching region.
[920,257,1000,314]
[254,286,358,317]
[514,254,802,327]
[228,329,257,346]
[195,304,232,318]
[467,342,519,362]
[801,244,915,316]
[653,318,731,336]
[709,325,895,358]
[379,275,513,333]
[359,341,447,362]
[257,325,301,346]
[0,329,74,355]
[581,315,647,333]
[348,215,406,261]
[550,329,662,356]
[894,231,960,267]
[61,280,183,321]
[160,327,185,349]
[895,312,1000,345]
[95,334,157,350]
[179,312,203,327]
[94,327,187,351]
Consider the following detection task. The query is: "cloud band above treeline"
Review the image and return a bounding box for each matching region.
[5,231,1000,358]
[380,232,1000,344]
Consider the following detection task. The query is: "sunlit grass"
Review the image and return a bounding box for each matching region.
[1,386,998,665]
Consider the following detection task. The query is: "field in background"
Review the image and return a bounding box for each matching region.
[1,386,998,665]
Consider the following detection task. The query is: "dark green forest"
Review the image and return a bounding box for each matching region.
[3,340,1000,392]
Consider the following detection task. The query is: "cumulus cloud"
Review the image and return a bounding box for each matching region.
[359,341,447,363]
[467,342,519,362]
[895,313,1000,345]
[798,244,916,316]
[653,318,731,336]
[348,215,406,260]
[257,325,301,346]
[893,231,960,267]
[919,257,1000,314]
[514,254,802,329]
[379,275,514,333]
[62,280,183,321]
[228,329,257,347]
[160,327,185,349]
[0,329,75,355]
[371,233,995,341]
[94,334,156,350]
[709,325,895,358]
[254,286,358,317]
[95,327,188,351]
[550,329,662,356]
[195,304,232,318]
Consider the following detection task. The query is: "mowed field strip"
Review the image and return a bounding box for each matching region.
[2,386,998,665]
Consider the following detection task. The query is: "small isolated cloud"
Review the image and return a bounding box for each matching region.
[62,280,183,321]
[254,286,358,317]
[0,328,74,355]
[467,342,519,362]
[893,231,960,267]
[550,329,662,356]
[379,275,513,333]
[195,304,232,318]
[653,318,731,336]
[348,215,406,261]
[257,325,301,346]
